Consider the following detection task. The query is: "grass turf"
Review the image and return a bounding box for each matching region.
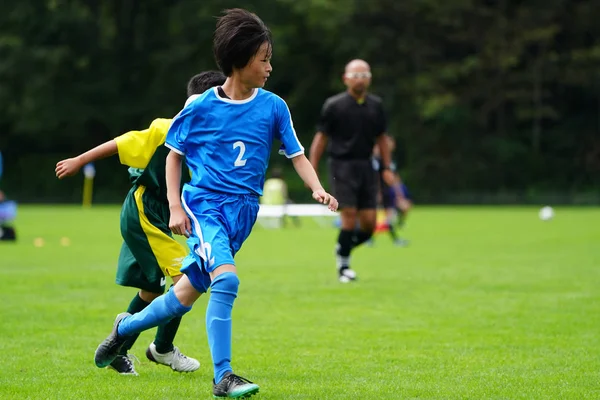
[1,205,599,399]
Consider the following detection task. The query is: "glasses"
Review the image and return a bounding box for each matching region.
[345,72,372,79]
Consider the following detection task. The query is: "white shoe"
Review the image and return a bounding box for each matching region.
[338,267,357,283]
[340,268,357,280]
[146,343,200,372]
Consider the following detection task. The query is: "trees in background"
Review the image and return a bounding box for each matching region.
[1,0,598,203]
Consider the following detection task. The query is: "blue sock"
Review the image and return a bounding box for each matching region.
[118,289,192,337]
[206,272,239,384]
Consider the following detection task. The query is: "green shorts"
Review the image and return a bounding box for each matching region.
[116,185,187,293]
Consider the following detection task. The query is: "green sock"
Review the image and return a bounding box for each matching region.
[387,221,399,241]
[154,316,182,354]
[396,211,406,229]
[118,293,150,355]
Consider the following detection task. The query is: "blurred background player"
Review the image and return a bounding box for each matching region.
[260,166,300,228]
[0,150,17,241]
[55,70,226,375]
[309,59,396,283]
[372,134,412,246]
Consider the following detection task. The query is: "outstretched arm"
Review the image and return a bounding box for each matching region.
[166,150,191,237]
[55,140,117,179]
[291,154,338,211]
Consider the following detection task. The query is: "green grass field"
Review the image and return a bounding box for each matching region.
[1,205,599,399]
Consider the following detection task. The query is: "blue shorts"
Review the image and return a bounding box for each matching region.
[0,201,17,224]
[382,184,412,209]
[180,185,260,293]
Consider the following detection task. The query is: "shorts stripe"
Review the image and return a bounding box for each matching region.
[133,186,186,277]
[180,193,208,264]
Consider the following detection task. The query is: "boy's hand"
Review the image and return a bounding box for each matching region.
[312,189,338,211]
[396,197,411,213]
[55,157,83,179]
[382,169,396,187]
[169,205,192,237]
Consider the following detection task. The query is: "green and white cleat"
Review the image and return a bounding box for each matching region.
[213,372,259,399]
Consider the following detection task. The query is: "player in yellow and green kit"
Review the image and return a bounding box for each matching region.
[56,71,226,375]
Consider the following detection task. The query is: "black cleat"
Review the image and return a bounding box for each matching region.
[108,354,139,376]
[94,312,131,368]
[213,372,260,399]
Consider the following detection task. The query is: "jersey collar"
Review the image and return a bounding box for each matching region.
[213,87,259,104]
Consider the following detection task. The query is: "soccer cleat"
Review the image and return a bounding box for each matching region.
[338,266,357,283]
[94,312,131,368]
[146,342,200,372]
[394,238,410,247]
[213,372,259,399]
[108,354,139,376]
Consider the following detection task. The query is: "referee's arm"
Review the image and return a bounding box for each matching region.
[309,131,328,171]
[310,99,333,171]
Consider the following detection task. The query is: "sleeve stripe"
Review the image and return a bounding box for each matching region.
[285,150,304,159]
[165,143,184,155]
[283,100,304,154]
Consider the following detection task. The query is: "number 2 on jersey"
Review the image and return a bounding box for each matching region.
[233,141,247,167]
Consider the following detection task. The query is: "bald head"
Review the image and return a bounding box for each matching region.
[343,59,372,98]
[345,59,371,73]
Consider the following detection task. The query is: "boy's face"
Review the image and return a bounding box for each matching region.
[240,42,272,88]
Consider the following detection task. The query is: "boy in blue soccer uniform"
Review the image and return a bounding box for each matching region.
[56,71,226,375]
[94,8,338,399]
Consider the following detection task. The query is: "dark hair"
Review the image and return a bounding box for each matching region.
[186,70,227,97]
[213,8,272,76]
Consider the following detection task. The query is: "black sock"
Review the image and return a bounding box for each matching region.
[336,229,354,270]
[352,231,373,248]
[0,225,16,241]
[336,230,354,257]
[119,293,151,355]
[154,316,182,354]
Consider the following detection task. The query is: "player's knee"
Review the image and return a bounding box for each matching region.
[210,272,240,297]
[340,213,358,230]
[166,288,193,316]
[139,290,161,303]
[361,222,376,233]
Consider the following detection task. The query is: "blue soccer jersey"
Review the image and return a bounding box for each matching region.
[165,87,304,196]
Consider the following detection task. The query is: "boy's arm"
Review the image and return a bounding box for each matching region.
[310,98,333,171]
[166,150,191,237]
[375,134,396,187]
[55,140,117,179]
[290,154,338,211]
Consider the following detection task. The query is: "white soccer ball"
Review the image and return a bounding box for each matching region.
[539,206,555,221]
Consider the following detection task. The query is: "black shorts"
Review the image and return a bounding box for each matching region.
[328,159,378,210]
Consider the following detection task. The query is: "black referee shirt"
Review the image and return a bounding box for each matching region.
[317,91,387,161]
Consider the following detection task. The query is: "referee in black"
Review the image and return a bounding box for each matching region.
[309,59,395,283]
